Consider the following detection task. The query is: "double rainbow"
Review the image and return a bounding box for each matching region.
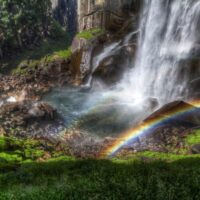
[100,100,200,157]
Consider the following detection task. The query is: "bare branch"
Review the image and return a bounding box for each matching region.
[83,9,125,19]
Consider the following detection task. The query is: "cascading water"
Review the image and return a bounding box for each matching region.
[44,0,200,137]
[120,0,200,106]
[84,41,120,88]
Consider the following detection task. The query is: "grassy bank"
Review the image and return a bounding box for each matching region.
[77,28,104,40]
[0,28,105,75]
[0,34,72,75]
[0,132,200,200]
[0,157,200,200]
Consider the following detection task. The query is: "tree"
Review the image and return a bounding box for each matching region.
[0,0,53,58]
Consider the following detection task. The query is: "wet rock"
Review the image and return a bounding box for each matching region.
[93,54,128,85]
[77,0,141,31]
[191,144,200,154]
[190,77,200,98]
[60,129,111,158]
[0,127,6,136]
[28,102,55,119]
[0,101,64,137]
[115,101,200,154]
[19,61,28,70]
[71,36,94,83]
[144,101,200,127]
[0,57,73,104]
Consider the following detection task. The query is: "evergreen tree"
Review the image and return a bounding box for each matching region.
[0,0,53,57]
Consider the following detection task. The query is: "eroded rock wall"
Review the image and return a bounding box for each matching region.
[51,0,77,33]
[77,0,141,31]
[51,0,141,32]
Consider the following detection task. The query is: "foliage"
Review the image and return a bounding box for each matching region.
[77,28,104,40]
[0,134,200,199]
[0,137,6,150]
[0,156,200,199]
[11,35,72,75]
[132,151,200,160]
[185,129,200,145]
[49,19,66,38]
[0,0,63,58]
[0,136,46,170]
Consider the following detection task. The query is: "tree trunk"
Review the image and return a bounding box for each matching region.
[17,33,23,49]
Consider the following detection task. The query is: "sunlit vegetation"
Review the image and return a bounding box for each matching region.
[0,0,53,58]
[0,0,73,75]
[185,129,200,145]
[0,134,200,199]
[0,0,200,199]
[11,35,72,75]
[0,136,66,171]
[77,28,104,40]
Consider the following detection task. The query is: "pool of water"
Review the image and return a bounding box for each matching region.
[43,86,156,137]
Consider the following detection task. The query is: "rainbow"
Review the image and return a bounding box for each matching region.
[100,100,200,157]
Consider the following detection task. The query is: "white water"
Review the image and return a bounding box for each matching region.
[44,0,200,136]
[120,0,200,106]
[85,42,121,87]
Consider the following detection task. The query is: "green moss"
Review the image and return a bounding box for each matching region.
[2,34,72,75]
[0,152,22,163]
[185,129,200,145]
[45,47,72,62]
[0,136,48,163]
[0,137,7,150]
[12,45,72,75]
[133,151,200,161]
[12,60,39,75]
[24,149,45,160]
[77,28,104,40]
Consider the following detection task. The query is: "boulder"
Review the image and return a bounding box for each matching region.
[0,101,64,137]
[118,101,200,154]
[144,101,200,127]
[28,102,55,119]
[191,144,200,154]
[93,47,134,85]
[190,77,200,98]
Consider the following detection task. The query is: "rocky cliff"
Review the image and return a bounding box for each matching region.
[51,0,77,33]
[77,0,141,31]
[51,0,141,32]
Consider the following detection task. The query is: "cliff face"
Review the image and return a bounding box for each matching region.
[51,0,77,33]
[51,0,141,32]
[77,0,141,31]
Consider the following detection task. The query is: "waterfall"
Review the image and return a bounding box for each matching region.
[84,42,121,88]
[44,0,200,136]
[120,0,200,106]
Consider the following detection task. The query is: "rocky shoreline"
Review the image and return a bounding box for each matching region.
[1,13,200,159]
[0,58,71,140]
[1,69,200,158]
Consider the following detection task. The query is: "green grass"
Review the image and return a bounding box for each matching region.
[0,135,200,199]
[0,137,6,150]
[77,28,104,40]
[0,136,55,170]
[185,129,200,145]
[0,34,72,75]
[0,152,22,162]
[0,157,200,200]
[133,151,200,160]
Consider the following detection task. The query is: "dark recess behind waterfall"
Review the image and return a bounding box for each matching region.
[52,0,77,34]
